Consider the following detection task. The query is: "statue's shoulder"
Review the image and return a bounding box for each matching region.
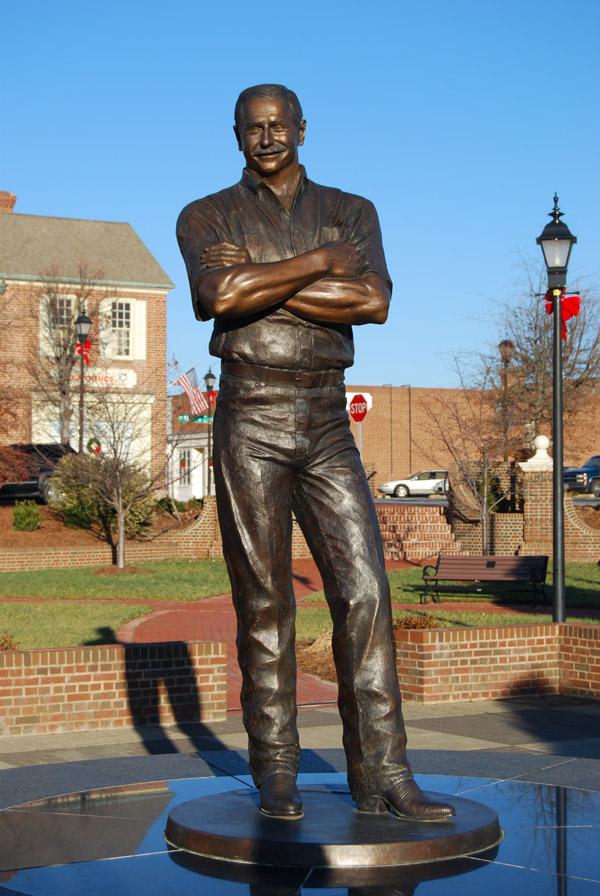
[177,182,242,229]
[308,179,377,215]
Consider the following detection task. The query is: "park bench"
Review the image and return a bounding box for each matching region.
[421,554,549,606]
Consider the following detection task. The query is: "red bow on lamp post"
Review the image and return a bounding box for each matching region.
[75,338,91,365]
[545,290,580,340]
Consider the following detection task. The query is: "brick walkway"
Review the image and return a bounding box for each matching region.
[117,559,336,712]
[117,558,412,712]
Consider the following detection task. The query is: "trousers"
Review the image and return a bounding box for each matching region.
[213,369,410,797]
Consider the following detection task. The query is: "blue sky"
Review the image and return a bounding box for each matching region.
[3,0,599,387]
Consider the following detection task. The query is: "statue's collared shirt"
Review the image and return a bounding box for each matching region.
[176,166,392,372]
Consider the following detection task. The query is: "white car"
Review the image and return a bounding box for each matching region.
[378,470,448,499]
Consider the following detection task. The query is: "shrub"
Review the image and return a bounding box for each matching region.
[0,633,19,651]
[13,500,41,531]
[124,493,155,539]
[394,615,442,631]
[187,497,203,512]
[63,499,95,529]
[155,496,173,514]
[156,495,185,514]
[51,453,156,542]
[155,496,189,515]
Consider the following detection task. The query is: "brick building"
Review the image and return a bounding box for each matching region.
[346,382,600,492]
[0,190,172,478]
[168,376,600,501]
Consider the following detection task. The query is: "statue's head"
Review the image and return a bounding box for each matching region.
[234,84,306,179]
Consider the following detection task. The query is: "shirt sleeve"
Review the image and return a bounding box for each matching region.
[176,199,226,321]
[348,198,393,294]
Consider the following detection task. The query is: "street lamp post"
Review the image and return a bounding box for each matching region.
[203,366,216,497]
[497,339,515,462]
[75,311,92,452]
[536,194,577,623]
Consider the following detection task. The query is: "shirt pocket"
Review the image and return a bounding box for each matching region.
[319,225,344,244]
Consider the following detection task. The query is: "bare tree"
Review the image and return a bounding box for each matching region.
[51,363,192,567]
[496,261,600,442]
[425,357,506,553]
[29,265,114,445]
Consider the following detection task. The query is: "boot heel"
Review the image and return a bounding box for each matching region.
[356,795,387,814]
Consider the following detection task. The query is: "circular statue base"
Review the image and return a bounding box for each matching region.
[165,783,501,868]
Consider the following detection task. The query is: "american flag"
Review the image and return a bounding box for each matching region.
[175,368,209,415]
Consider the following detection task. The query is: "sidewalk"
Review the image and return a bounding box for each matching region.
[2,695,600,809]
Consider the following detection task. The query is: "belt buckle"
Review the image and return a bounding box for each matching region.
[295,370,313,388]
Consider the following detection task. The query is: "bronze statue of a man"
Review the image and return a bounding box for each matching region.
[177,84,453,823]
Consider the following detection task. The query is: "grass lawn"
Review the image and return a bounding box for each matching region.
[0,603,151,649]
[0,559,231,601]
[296,605,600,641]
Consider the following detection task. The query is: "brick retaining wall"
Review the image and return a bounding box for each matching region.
[2,625,599,734]
[561,625,600,699]
[375,501,460,561]
[396,623,600,703]
[0,640,226,736]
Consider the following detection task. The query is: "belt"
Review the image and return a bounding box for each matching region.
[222,361,344,389]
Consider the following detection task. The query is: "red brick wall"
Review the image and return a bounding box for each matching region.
[346,384,465,486]
[560,624,600,699]
[396,623,600,703]
[345,383,600,490]
[490,513,524,554]
[522,472,600,560]
[0,640,226,736]
[376,501,461,561]
[397,624,559,702]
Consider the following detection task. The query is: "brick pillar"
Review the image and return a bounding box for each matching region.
[522,471,553,553]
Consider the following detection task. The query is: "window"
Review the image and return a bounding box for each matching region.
[40,293,75,356]
[100,298,146,360]
[49,295,74,330]
[179,449,191,486]
[111,301,131,357]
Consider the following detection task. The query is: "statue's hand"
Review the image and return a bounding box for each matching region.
[320,241,363,278]
[202,242,251,268]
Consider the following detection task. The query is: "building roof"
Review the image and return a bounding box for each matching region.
[171,392,210,434]
[0,212,173,289]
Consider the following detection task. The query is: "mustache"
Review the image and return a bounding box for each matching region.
[254,145,286,156]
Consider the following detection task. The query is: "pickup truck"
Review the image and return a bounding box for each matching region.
[0,443,74,503]
[563,455,600,497]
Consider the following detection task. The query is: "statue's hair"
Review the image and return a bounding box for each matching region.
[234,84,304,130]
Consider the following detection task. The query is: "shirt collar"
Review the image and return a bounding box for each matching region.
[240,164,308,197]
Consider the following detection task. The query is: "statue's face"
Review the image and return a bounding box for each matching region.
[236,94,305,178]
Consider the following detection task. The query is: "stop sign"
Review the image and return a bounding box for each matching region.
[349,393,368,422]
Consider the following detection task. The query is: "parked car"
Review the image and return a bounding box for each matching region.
[0,443,74,503]
[563,455,600,497]
[378,470,448,498]
[432,477,450,496]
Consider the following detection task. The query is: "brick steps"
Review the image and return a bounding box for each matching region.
[376,503,461,562]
